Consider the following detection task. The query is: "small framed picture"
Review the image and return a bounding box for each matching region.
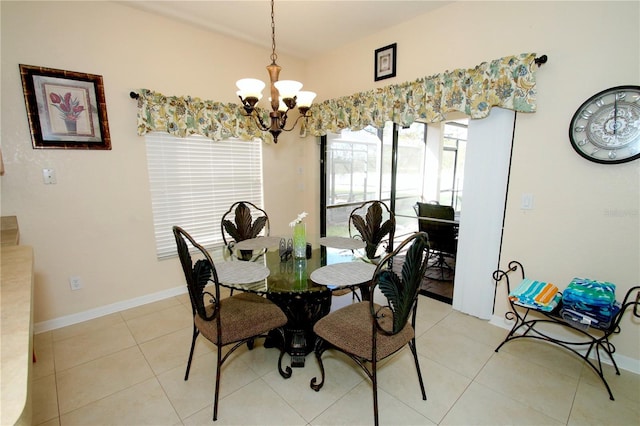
[374,43,397,81]
[19,64,111,150]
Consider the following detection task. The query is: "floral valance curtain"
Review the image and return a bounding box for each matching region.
[135,90,265,141]
[305,52,539,136]
[135,52,539,142]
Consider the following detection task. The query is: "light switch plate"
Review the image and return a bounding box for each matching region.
[521,193,534,210]
[43,168,57,184]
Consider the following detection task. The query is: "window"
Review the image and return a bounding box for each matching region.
[145,132,263,259]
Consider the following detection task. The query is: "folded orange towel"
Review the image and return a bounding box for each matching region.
[534,282,559,305]
[509,279,560,311]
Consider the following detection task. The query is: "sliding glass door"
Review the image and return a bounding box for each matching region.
[321,121,426,240]
[320,113,514,317]
[323,125,382,237]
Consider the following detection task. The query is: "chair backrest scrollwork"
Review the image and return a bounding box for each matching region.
[221,201,270,260]
[173,226,218,321]
[370,231,430,335]
[348,200,396,260]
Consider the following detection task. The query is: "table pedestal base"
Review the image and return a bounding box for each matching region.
[267,289,332,367]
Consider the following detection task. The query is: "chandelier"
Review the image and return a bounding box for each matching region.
[236,0,316,144]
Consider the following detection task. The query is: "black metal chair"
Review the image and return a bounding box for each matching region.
[173,226,291,421]
[310,232,430,426]
[415,202,457,280]
[221,201,269,261]
[337,200,396,301]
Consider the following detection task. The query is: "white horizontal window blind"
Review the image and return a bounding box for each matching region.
[145,132,264,259]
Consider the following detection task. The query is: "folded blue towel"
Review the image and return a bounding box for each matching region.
[560,303,621,330]
[562,278,617,326]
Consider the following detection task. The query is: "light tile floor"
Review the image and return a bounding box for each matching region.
[32,292,640,425]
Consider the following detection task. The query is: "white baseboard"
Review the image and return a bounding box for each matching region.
[489,314,640,375]
[34,285,187,334]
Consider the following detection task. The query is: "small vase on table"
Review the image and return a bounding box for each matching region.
[293,222,306,259]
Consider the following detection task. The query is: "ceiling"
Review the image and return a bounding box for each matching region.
[118,1,452,60]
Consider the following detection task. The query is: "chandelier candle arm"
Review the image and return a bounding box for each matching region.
[234,0,315,143]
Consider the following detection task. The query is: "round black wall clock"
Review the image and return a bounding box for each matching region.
[569,85,640,164]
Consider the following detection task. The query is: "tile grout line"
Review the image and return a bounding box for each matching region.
[121,308,187,422]
[53,312,137,421]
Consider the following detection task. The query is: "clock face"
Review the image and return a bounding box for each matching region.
[569,85,640,164]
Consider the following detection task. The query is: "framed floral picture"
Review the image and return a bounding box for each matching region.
[374,43,397,81]
[19,64,111,149]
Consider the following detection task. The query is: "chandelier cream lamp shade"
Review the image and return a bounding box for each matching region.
[235,79,265,101]
[235,0,316,143]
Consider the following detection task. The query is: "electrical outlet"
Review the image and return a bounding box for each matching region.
[69,276,82,290]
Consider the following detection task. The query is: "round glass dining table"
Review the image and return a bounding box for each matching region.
[217,243,376,367]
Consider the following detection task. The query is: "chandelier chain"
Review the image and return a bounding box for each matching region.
[270,0,277,64]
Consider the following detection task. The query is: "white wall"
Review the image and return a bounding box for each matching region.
[304,1,639,361]
[1,1,638,362]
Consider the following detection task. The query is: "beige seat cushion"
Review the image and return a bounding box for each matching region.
[313,302,414,361]
[195,292,287,346]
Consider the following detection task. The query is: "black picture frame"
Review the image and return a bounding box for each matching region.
[19,64,111,150]
[374,43,397,81]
